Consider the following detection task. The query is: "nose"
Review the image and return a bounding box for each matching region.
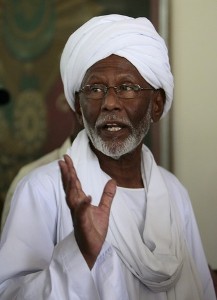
[101,87,121,111]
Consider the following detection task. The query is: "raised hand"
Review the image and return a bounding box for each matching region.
[58,154,116,269]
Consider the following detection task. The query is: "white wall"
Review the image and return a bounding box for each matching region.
[170,0,217,268]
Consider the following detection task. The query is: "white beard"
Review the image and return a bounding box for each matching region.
[81,102,152,159]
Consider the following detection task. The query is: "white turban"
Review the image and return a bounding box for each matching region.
[60,14,174,118]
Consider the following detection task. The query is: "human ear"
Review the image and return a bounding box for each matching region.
[151,89,165,122]
[74,92,83,125]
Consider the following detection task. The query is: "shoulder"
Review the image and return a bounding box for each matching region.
[15,137,71,186]
[8,160,63,215]
[9,143,66,195]
[21,160,61,192]
[1,159,62,232]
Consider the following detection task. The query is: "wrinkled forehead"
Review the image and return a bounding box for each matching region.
[81,54,151,87]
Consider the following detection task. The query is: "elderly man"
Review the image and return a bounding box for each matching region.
[0,15,215,299]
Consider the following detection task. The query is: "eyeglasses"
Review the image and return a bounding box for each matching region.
[78,83,156,100]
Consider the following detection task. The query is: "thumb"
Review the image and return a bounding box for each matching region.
[99,179,116,212]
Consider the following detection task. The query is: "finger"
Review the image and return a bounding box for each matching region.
[63,155,84,195]
[58,159,69,192]
[59,155,87,210]
[99,179,116,213]
[59,155,76,192]
[59,155,80,194]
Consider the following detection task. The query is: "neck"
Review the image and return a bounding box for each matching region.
[91,143,144,189]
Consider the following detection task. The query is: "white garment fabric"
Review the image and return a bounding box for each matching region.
[0,130,215,299]
[0,138,71,232]
[117,187,146,235]
[60,14,174,118]
[66,130,202,298]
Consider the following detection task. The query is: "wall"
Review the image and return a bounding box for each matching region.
[170,0,217,268]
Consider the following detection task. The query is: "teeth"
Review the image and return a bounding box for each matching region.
[107,127,121,131]
[106,124,121,131]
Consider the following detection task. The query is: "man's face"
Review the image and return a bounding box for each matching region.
[76,55,163,159]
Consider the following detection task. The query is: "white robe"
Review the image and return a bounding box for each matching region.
[0,131,215,299]
[0,138,71,232]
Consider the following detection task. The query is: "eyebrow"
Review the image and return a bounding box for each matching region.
[83,73,144,84]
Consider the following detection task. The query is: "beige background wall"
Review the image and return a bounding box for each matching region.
[170,0,217,268]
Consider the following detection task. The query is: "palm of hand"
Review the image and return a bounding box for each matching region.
[59,154,116,268]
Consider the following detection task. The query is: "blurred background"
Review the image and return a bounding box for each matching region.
[0,0,216,270]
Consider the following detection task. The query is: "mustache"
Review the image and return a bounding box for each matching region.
[95,113,133,127]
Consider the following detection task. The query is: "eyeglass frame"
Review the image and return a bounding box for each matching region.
[77,83,157,100]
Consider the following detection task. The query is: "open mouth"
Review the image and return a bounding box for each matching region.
[96,117,131,137]
[104,123,122,132]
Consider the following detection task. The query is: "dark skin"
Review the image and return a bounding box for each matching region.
[59,54,165,269]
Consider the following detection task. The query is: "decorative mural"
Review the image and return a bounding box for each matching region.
[0,0,152,220]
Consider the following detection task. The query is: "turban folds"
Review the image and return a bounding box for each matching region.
[60,14,174,118]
